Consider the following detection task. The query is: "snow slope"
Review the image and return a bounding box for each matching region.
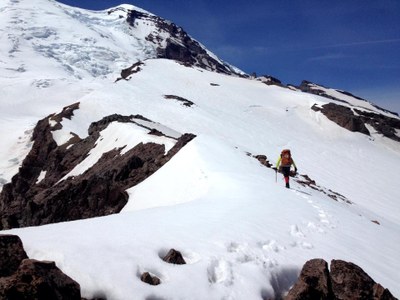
[0,0,400,299]
[3,59,400,299]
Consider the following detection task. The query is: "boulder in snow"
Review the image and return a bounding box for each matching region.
[162,249,186,265]
[285,259,397,300]
[285,259,332,300]
[0,234,81,300]
[140,272,161,286]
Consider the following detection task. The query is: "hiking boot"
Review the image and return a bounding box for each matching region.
[286,183,290,188]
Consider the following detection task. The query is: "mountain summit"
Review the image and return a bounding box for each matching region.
[1,0,241,80]
[0,1,399,299]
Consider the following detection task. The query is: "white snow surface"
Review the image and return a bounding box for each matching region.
[0,1,399,299]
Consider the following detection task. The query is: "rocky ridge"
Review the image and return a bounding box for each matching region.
[108,6,241,76]
[257,77,400,142]
[0,103,195,229]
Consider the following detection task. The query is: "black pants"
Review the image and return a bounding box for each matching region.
[281,166,291,178]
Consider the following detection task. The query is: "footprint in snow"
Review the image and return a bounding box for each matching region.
[260,240,286,253]
[226,241,242,253]
[301,242,314,249]
[290,224,305,238]
[226,242,256,264]
[207,258,234,286]
[307,221,326,234]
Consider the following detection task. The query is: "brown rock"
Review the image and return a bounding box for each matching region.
[0,235,28,277]
[140,272,161,286]
[285,259,397,300]
[312,103,370,135]
[162,249,186,265]
[330,259,396,300]
[0,259,81,300]
[285,258,333,300]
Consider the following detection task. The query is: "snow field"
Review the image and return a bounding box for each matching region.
[2,59,399,298]
[0,0,399,297]
[7,133,399,299]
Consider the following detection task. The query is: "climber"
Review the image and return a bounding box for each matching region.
[275,149,297,188]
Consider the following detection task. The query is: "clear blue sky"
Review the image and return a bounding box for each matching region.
[57,0,400,114]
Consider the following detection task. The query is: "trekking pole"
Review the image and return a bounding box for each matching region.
[275,168,277,183]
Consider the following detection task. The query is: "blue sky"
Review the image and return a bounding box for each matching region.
[57,0,400,114]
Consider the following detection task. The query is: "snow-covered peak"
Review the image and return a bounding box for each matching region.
[108,3,152,15]
[0,0,241,81]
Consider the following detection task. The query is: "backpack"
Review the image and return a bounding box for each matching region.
[280,149,292,166]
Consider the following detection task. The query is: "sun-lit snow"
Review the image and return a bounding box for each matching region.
[0,0,399,299]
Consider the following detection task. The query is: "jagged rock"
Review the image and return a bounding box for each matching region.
[254,155,273,168]
[0,259,81,300]
[294,174,351,204]
[118,61,144,80]
[303,80,399,142]
[0,234,81,300]
[312,103,370,135]
[164,95,195,107]
[285,259,397,300]
[311,102,400,142]
[300,80,399,117]
[0,106,196,229]
[299,81,352,104]
[120,9,240,76]
[330,259,396,300]
[285,259,332,300]
[257,75,284,87]
[140,272,161,286]
[162,249,186,265]
[0,235,28,277]
[354,109,400,142]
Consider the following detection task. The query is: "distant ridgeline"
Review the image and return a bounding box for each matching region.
[256,77,400,142]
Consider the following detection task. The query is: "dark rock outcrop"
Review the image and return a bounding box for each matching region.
[300,80,399,117]
[312,103,400,141]
[0,235,28,277]
[254,154,273,168]
[290,173,350,204]
[285,259,332,300]
[354,109,400,142]
[118,61,144,80]
[0,104,196,229]
[164,95,195,107]
[299,80,351,104]
[257,75,285,87]
[162,249,186,265]
[140,272,161,286]
[330,259,396,300]
[298,80,400,142]
[285,259,397,300]
[0,234,81,300]
[312,103,370,135]
[115,8,241,76]
[0,259,81,300]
